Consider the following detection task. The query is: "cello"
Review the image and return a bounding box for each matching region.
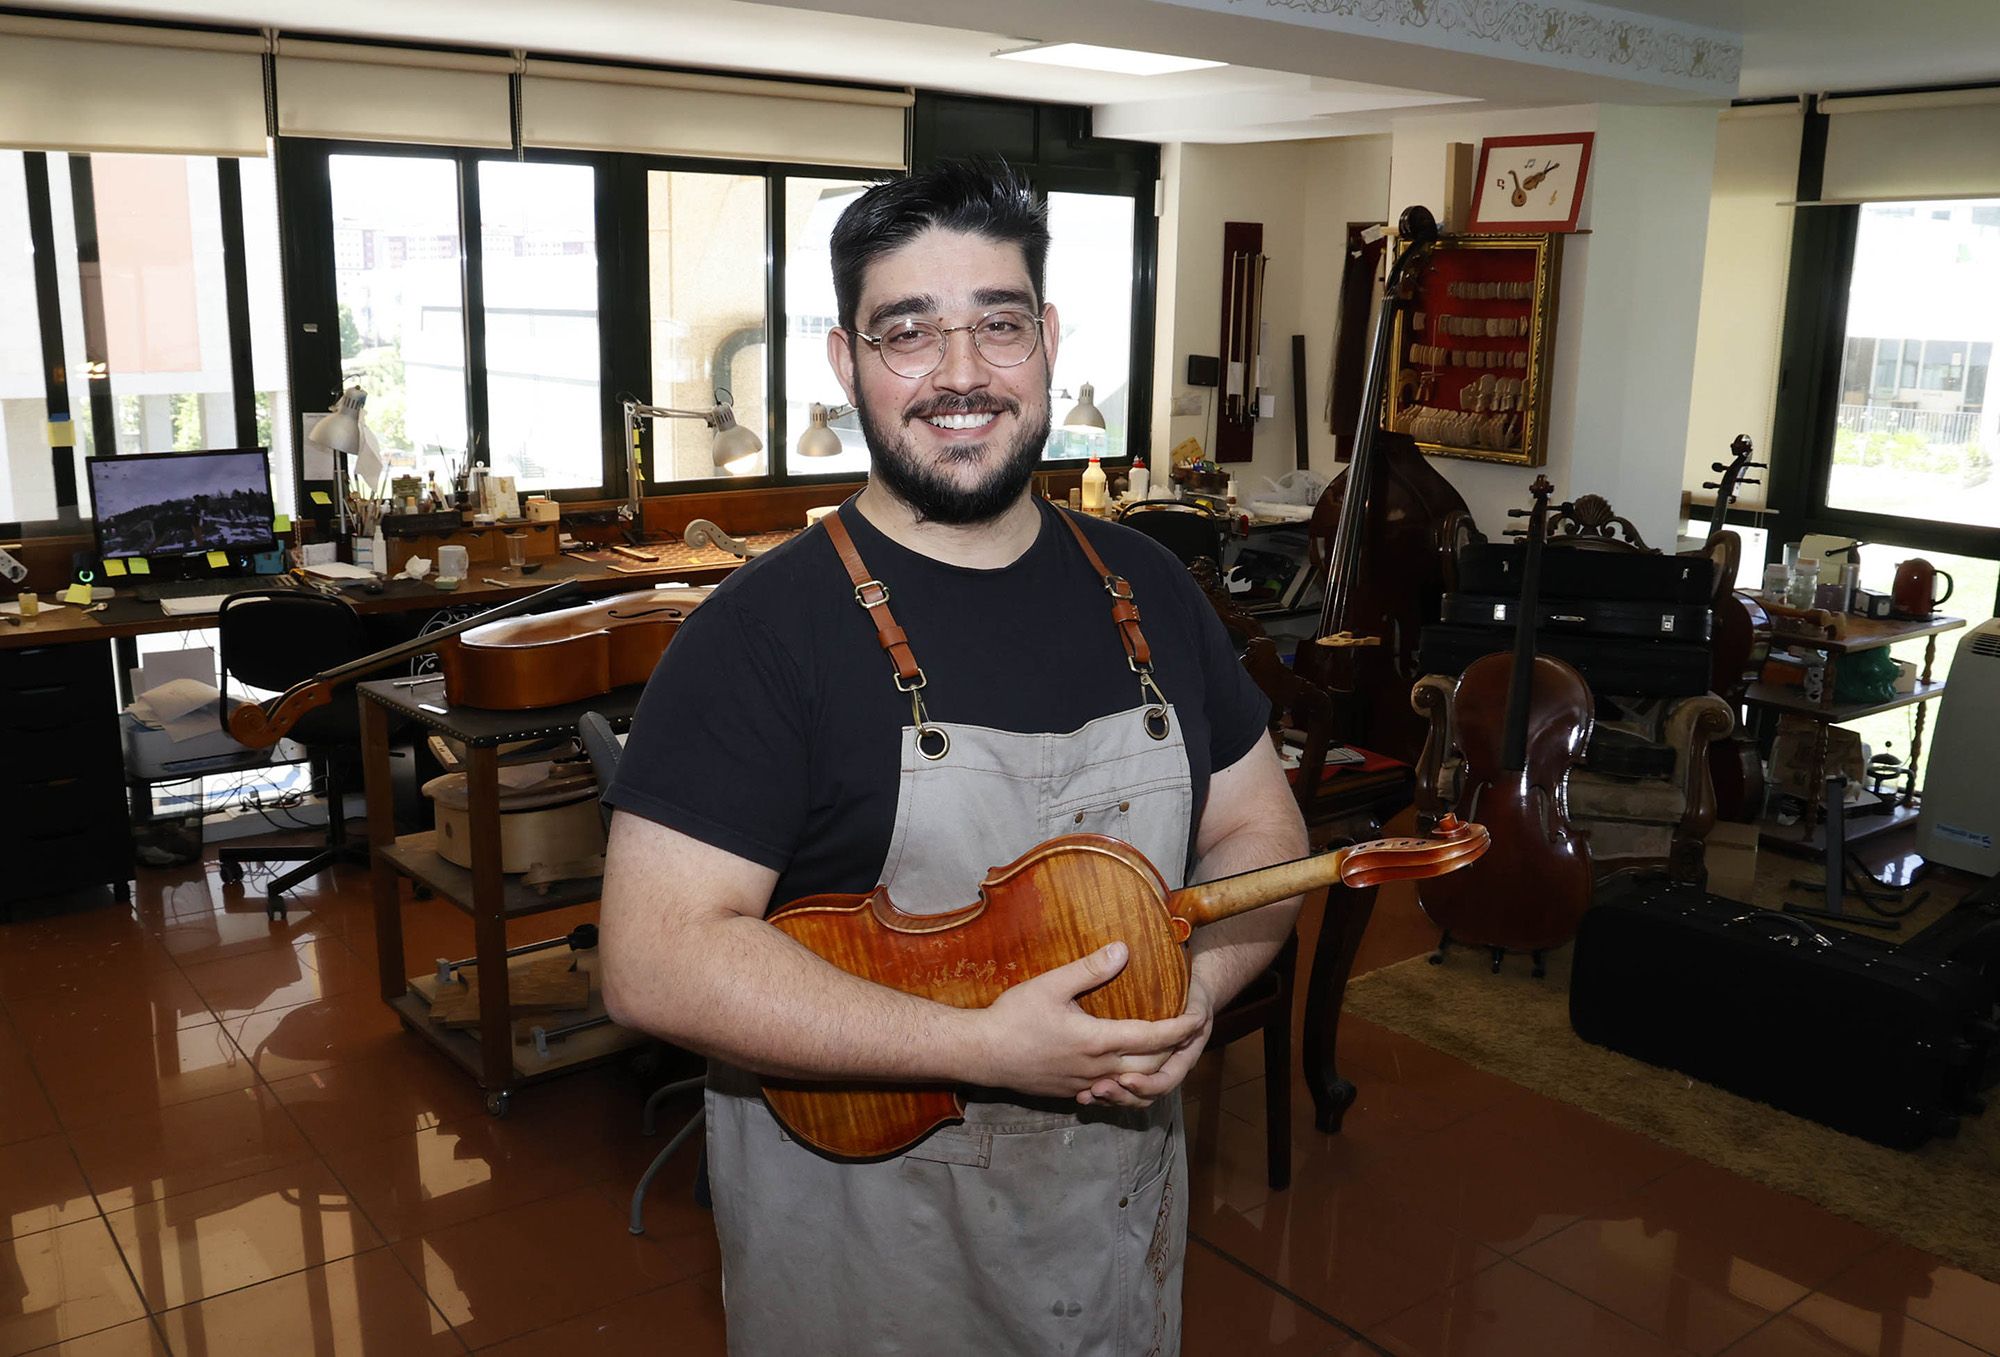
[1414,477,1594,974]
[1296,205,1474,764]
[1702,435,1771,821]
[760,817,1489,1159]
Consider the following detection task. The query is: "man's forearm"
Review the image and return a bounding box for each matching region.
[1184,819,1310,1007]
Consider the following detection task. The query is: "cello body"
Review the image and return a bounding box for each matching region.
[437,587,710,710]
[1701,436,1772,822]
[1416,477,1594,957]
[761,821,1490,1160]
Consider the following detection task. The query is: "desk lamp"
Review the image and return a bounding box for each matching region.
[308,386,368,540]
[795,402,855,461]
[620,392,764,535]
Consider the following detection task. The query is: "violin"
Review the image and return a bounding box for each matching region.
[436,587,709,710]
[760,817,1489,1159]
[1296,205,1475,763]
[1415,477,1594,964]
[1702,435,1770,822]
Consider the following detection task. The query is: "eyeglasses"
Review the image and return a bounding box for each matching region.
[852,308,1045,380]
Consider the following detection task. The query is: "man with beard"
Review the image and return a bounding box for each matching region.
[601,160,1305,1356]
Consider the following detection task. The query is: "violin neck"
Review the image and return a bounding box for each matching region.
[1168,847,1349,930]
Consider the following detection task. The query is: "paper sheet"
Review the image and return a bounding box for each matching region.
[138,648,217,695]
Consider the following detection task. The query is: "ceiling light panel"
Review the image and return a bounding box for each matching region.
[993,42,1225,77]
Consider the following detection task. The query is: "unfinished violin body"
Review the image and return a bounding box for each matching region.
[761,818,1489,1159]
[437,587,711,710]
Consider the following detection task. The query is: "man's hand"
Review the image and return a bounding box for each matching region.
[1080,973,1216,1110]
[971,942,1208,1099]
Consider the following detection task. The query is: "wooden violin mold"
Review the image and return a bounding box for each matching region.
[760,816,1488,1160]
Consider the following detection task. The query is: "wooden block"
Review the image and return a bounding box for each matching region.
[428,957,591,1027]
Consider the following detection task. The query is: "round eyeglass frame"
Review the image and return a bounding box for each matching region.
[850,309,1046,380]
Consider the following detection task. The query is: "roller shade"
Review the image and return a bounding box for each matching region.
[1682,104,1803,511]
[521,61,910,169]
[1822,89,2000,203]
[0,16,266,157]
[276,40,514,148]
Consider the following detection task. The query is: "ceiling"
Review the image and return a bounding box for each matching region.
[33,0,2000,143]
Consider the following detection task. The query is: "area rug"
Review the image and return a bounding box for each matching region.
[1342,858,2000,1281]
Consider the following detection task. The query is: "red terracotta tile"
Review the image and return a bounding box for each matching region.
[1370,1258,1688,1357]
[321,1114,590,1243]
[178,936,372,1020]
[26,1019,255,1131]
[0,1134,98,1240]
[0,1031,60,1148]
[103,1158,382,1312]
[0,1217,150,1356]
[1817,1244,2000,1354]
[3,967,212,1042]
[267,1045,486,1156]
[477,1274,725,1357]
[1328,1015,1521,1119]
[1617,1162,1889,1293]
[151,1247,465,1356]
[68,1085,315,1215]
[224,989,407,1082]
[1181,1241,1350,1355]
[390,1186,702,1349]
[14,1316,170,1355]
[1725,1301,1989,1357]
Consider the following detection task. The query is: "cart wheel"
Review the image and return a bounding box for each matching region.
[266,890,287,922]
[219,860,243,884]
[485,1090,512,1118]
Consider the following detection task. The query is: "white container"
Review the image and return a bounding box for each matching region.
[438,544,470,579]
[1081,456,1108,514]
[370,527,388,577]
[1128,459,1150,502]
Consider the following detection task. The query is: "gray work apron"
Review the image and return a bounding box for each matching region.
[706,509,1196,1357]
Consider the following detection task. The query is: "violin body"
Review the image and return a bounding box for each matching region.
[1417,653,1595,951]
[761,821,1490,1160]
[1298,429,1472,761]
[437,587,710,710]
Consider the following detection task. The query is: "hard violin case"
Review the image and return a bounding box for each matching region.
[1439,592,1712,642]
[1570,873,1997,1150]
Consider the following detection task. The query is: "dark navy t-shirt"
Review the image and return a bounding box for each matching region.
[606,498,1270,910]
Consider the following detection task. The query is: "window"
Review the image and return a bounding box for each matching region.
[329,153,467,460]
[648,169,767,481]
[241,157,295,517]
[479,160,602,491]
[0,152,47,524]
[1829,199,2000,530]
[784,176,872,477]
[1045,191,1135,462]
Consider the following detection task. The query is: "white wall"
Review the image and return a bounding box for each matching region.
[1152,136,1392,495]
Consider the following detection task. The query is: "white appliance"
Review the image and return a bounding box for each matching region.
[1916,618,2000,875]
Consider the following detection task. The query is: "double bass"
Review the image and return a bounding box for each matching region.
[1296,205,1474,764]
[1415,477,1594,973]
[1702,436,1771,821]
[760,818,1489,1159]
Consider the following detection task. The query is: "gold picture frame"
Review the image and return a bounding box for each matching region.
[1385,232,1562,467]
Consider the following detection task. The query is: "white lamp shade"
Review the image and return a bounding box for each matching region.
[711,407,764,475]
[796,402,852,459]
[309,386,367,454]
[1061,381,1106,431]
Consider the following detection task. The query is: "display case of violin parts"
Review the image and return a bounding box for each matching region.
[1386,232,1561,467]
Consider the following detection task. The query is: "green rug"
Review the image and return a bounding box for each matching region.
[1342,865,2000,1281]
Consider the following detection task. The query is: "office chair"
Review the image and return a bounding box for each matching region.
[214,589,376,918]
[578,711,709,1233]
[1117,500,1229,573]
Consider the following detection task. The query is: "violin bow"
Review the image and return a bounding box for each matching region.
[226,579,585,748]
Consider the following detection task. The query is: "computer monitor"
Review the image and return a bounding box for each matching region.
[88,449,278,563]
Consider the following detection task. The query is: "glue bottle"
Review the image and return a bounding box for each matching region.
[1081,454,1108,515]
[1128,458,1150,503]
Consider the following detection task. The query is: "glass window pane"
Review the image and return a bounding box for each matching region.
[648,170,767,481]
[240,156,294,517]
[330,154,466,458]
[479,160,602,492]
[784,177,871,477]
[1046,191,1135,462]
[48,154,99,490]
[1831,199,2000,530]
[0,150,52,524]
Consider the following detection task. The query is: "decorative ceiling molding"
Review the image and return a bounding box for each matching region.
[1154,0,1742,95]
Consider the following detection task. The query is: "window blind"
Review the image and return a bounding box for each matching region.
[275,40,514,149]
[0,16,266,157]
[521,61,910,169]
[1821,89,2000,203]
[1682,103,1803,512]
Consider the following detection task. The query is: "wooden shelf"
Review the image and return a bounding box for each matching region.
[389,990,645,1086]
[380,831,601,918]
[1759,799,1922,854]
[1745,679,1944,722]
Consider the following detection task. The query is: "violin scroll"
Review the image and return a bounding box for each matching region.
[1334,815,1490,889]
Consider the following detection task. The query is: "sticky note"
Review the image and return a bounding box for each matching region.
[311,491,332,506]
[273,514,292,533]
[103,558,127,577]
[129,557,151,575]
[63,582,93,605]
[47,419,75,447]
[206,550,229,569]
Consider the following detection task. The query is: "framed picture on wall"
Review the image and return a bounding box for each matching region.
[1469,132,1594,234]
[1384,232,1563,466]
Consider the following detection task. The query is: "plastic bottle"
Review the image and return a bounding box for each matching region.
[1129,458,1150,503]
[1081,454,1108,515]
[370,525,388,578]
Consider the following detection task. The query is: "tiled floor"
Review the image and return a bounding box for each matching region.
[3,847,1998,1355]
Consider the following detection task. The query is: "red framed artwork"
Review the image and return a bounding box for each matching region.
[1468,132,1594,234]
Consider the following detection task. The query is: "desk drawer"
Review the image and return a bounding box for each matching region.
[0,772,129,841]
[0,641,110,699]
